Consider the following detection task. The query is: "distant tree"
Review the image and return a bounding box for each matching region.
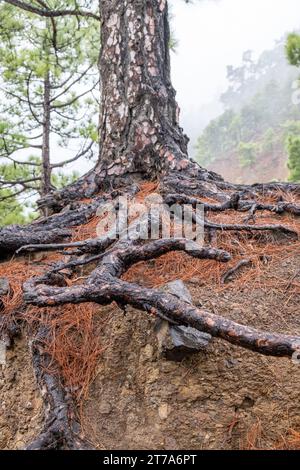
[196,38,300,172]
[238,141,259,168]
[286,135,300,182]
[286,33,300,67]
[286,32,300,181]
[222,38,299,111]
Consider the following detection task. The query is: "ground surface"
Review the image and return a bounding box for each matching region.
[0,190,299,450]
[0,338,43,449]
[81,249,300,450]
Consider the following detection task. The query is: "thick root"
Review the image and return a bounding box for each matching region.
[26,326,91,450]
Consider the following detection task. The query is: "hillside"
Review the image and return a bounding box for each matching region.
[196,38,300,183]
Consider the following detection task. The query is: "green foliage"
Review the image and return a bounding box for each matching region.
[0,160,38,225]
[0,2,99,145]
[286,33,300,67]
[285,33,300,181]
[286,135,300,182]
[238,142,259,168]
[261,128,277,154]
[51,170,79,189]
[0,189,28,226]
[0,1,100,224]
[0,158,80,226]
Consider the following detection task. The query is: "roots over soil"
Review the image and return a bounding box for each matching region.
[0,167,300,449]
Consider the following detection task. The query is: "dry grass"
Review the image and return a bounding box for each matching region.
[275,430,300,450]
[0,252,101,402]
[243,419,263,450]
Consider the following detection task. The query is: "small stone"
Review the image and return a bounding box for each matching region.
[0,278,10,296]
[187,277,201,285]
[178,385,208,402]
[161,280,193,304]
[6,370,16,383]
[98,402,112,415]
[25,401,33,411]
[158,403,170,420]
[147,368,160,384]
[164,436,178,450]
[142,344,153,360]
[225,358,238,369]
[155,280,212,361]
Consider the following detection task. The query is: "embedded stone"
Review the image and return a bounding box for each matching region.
[0,278,9,297]
[155,280,212,361]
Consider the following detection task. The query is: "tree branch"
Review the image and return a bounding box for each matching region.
[4,0,100,21]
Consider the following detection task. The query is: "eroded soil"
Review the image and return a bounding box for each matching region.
[82,252,300,450]
[1,234,299,450]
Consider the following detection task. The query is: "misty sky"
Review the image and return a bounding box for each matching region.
[170,0,300,151]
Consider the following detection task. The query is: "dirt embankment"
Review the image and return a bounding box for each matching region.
[81,250,300,450]
[1,194,299,450]
[0,338,43,449]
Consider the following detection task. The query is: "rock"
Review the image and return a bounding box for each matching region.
[161,280,193,304]
[164,436,178,450]
[98,402,112,415]
[0,278,10,297]
[6,370,16,384]
[0,278,10,312]
[158,403,170,420]
[225,358,238,369]
[178,385,208,402]
[141,344,154,361]
[146,367,160,384]
[155,280,212,361]
[0,341,6,366]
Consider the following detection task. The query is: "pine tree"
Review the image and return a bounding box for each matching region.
[286,32,300,182]
[0,1,299,450]
[0,0,99,202]
[287,135,300,182]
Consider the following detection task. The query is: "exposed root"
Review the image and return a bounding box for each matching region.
[205,220,297,238]
[0,167,299,449]
[0,226,71,258]
[26,326,92,450]
[23,235,300,358]
[2,186,139,256]
[221,259,252,284]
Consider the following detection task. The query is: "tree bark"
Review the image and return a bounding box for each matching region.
[95,0,189,179]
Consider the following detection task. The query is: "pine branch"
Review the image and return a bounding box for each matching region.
[3,0,100,21]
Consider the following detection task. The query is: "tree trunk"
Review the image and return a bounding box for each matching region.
[41,69,51,197]
[38,0,221,210]
[95,0,189,180]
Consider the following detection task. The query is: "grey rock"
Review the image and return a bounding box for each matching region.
[0,278,10,297]
[156,280,212,361]
[161,280,193,304]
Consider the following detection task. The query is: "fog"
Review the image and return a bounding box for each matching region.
[170,0,300,153]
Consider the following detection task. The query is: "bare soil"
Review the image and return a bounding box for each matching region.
[0,338,43,449]
[1,241,299,450]
[81,251,300,450]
